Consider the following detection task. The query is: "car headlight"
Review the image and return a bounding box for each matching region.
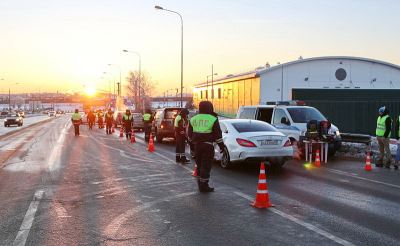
[4,119,7,122]
[16,119,20,121]
[335,130,340,137]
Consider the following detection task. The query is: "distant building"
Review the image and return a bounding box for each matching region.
[193,56,400,134]
[193,56,400,117]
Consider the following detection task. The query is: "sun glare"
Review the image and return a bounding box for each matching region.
[86,87,96,96]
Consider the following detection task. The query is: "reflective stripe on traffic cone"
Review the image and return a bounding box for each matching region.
[252,162,273,209]
[315,149,321,167]
[148,133,155,152]
[192,164,198,177]
[131,129,136,143]
[365,152,372,171]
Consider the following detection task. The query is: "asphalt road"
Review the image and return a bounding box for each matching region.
[0,115,399,246]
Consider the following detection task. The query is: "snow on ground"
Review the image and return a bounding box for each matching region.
[337,138,398,161]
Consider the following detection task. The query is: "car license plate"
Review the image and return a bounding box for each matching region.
[258,140,280,145]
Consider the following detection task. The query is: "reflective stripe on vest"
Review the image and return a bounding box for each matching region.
[190,114,217,133]
[143,113,151,121]
[123,114,132,121]
[71,113,81,121]
[174,115,182,128]
[376,115,390,137]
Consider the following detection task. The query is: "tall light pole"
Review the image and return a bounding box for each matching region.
[122,49,142,111]
[155,5,184,107]
[206,72,218,100]
[108,64,121,96]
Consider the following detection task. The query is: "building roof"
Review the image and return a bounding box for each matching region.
[194,56,400,88]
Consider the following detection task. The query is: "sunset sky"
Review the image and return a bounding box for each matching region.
[1,0,399,96]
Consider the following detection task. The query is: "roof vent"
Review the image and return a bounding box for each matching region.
[299,56,303,60]
[226,74,234,77]
[265,62,270,68]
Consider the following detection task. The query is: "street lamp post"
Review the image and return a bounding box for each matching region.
[122,50,142,111]
[108,64,122,96]
[206,72,218,100]
[155,5,184,108]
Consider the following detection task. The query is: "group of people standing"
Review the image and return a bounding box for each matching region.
[174,101,226,192]
[71,101,225,193]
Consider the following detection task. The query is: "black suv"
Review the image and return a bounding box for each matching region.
[153,107,184,143]
[4,113,23,127]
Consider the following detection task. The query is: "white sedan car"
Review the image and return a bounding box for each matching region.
[216,119,294,168]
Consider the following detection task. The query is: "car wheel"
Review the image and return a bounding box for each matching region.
[220,147,231,169]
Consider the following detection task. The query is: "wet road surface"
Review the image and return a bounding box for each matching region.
[0,115,399,245]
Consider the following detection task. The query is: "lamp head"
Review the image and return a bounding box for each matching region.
[155,5,164,10]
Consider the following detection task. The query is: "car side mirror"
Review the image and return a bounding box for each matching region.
[224,129,228,133]
[281,117,290,125]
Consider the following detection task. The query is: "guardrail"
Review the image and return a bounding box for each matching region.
[340,133,371,144]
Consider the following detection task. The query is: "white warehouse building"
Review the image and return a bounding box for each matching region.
[193,56,400,134]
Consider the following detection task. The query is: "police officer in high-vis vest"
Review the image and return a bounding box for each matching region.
[122,109,134,140]
[174,109,190,164]
[71,109,82,136]
[376,106,392,168]
[105,108,114,134]
[188,101,225,192]
[143,109,153,141]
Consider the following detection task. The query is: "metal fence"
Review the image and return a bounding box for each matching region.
[292,89,400,135]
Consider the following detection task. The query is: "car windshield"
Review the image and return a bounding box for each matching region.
[231,121,277,133]
[287,107,326,123]
[165,109,180,119]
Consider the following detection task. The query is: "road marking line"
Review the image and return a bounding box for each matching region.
[13,190,44,246]
[105,191,196,239]
[152,151,193,173]
[326,168,400,190]
[234,191,354,246]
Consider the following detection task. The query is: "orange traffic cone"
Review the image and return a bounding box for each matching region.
[147,133,155,152]
[131,129,136,143]
[252,162,273,209]
[119,128,123,138]
[315,149,321,167]
[192,164,198,177]
[365,152,372,171]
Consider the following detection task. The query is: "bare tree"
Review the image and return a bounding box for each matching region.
[125,71,155,112]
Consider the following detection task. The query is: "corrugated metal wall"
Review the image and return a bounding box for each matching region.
[292,89,400,135]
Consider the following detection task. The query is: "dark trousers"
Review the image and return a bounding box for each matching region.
[88,120,94,130]
[73,124,80,136]
[106,123,112,134]
[125,127,132,139]
[144,123,151,141]
[194,143,214,181]
[175,133,186,161]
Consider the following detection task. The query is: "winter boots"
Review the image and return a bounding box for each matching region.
[197,180,214,192]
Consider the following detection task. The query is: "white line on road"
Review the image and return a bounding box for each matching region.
[13,190,44,246]
[234,191,355,246]
[326,168,400,190]
[152,150,194,173]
